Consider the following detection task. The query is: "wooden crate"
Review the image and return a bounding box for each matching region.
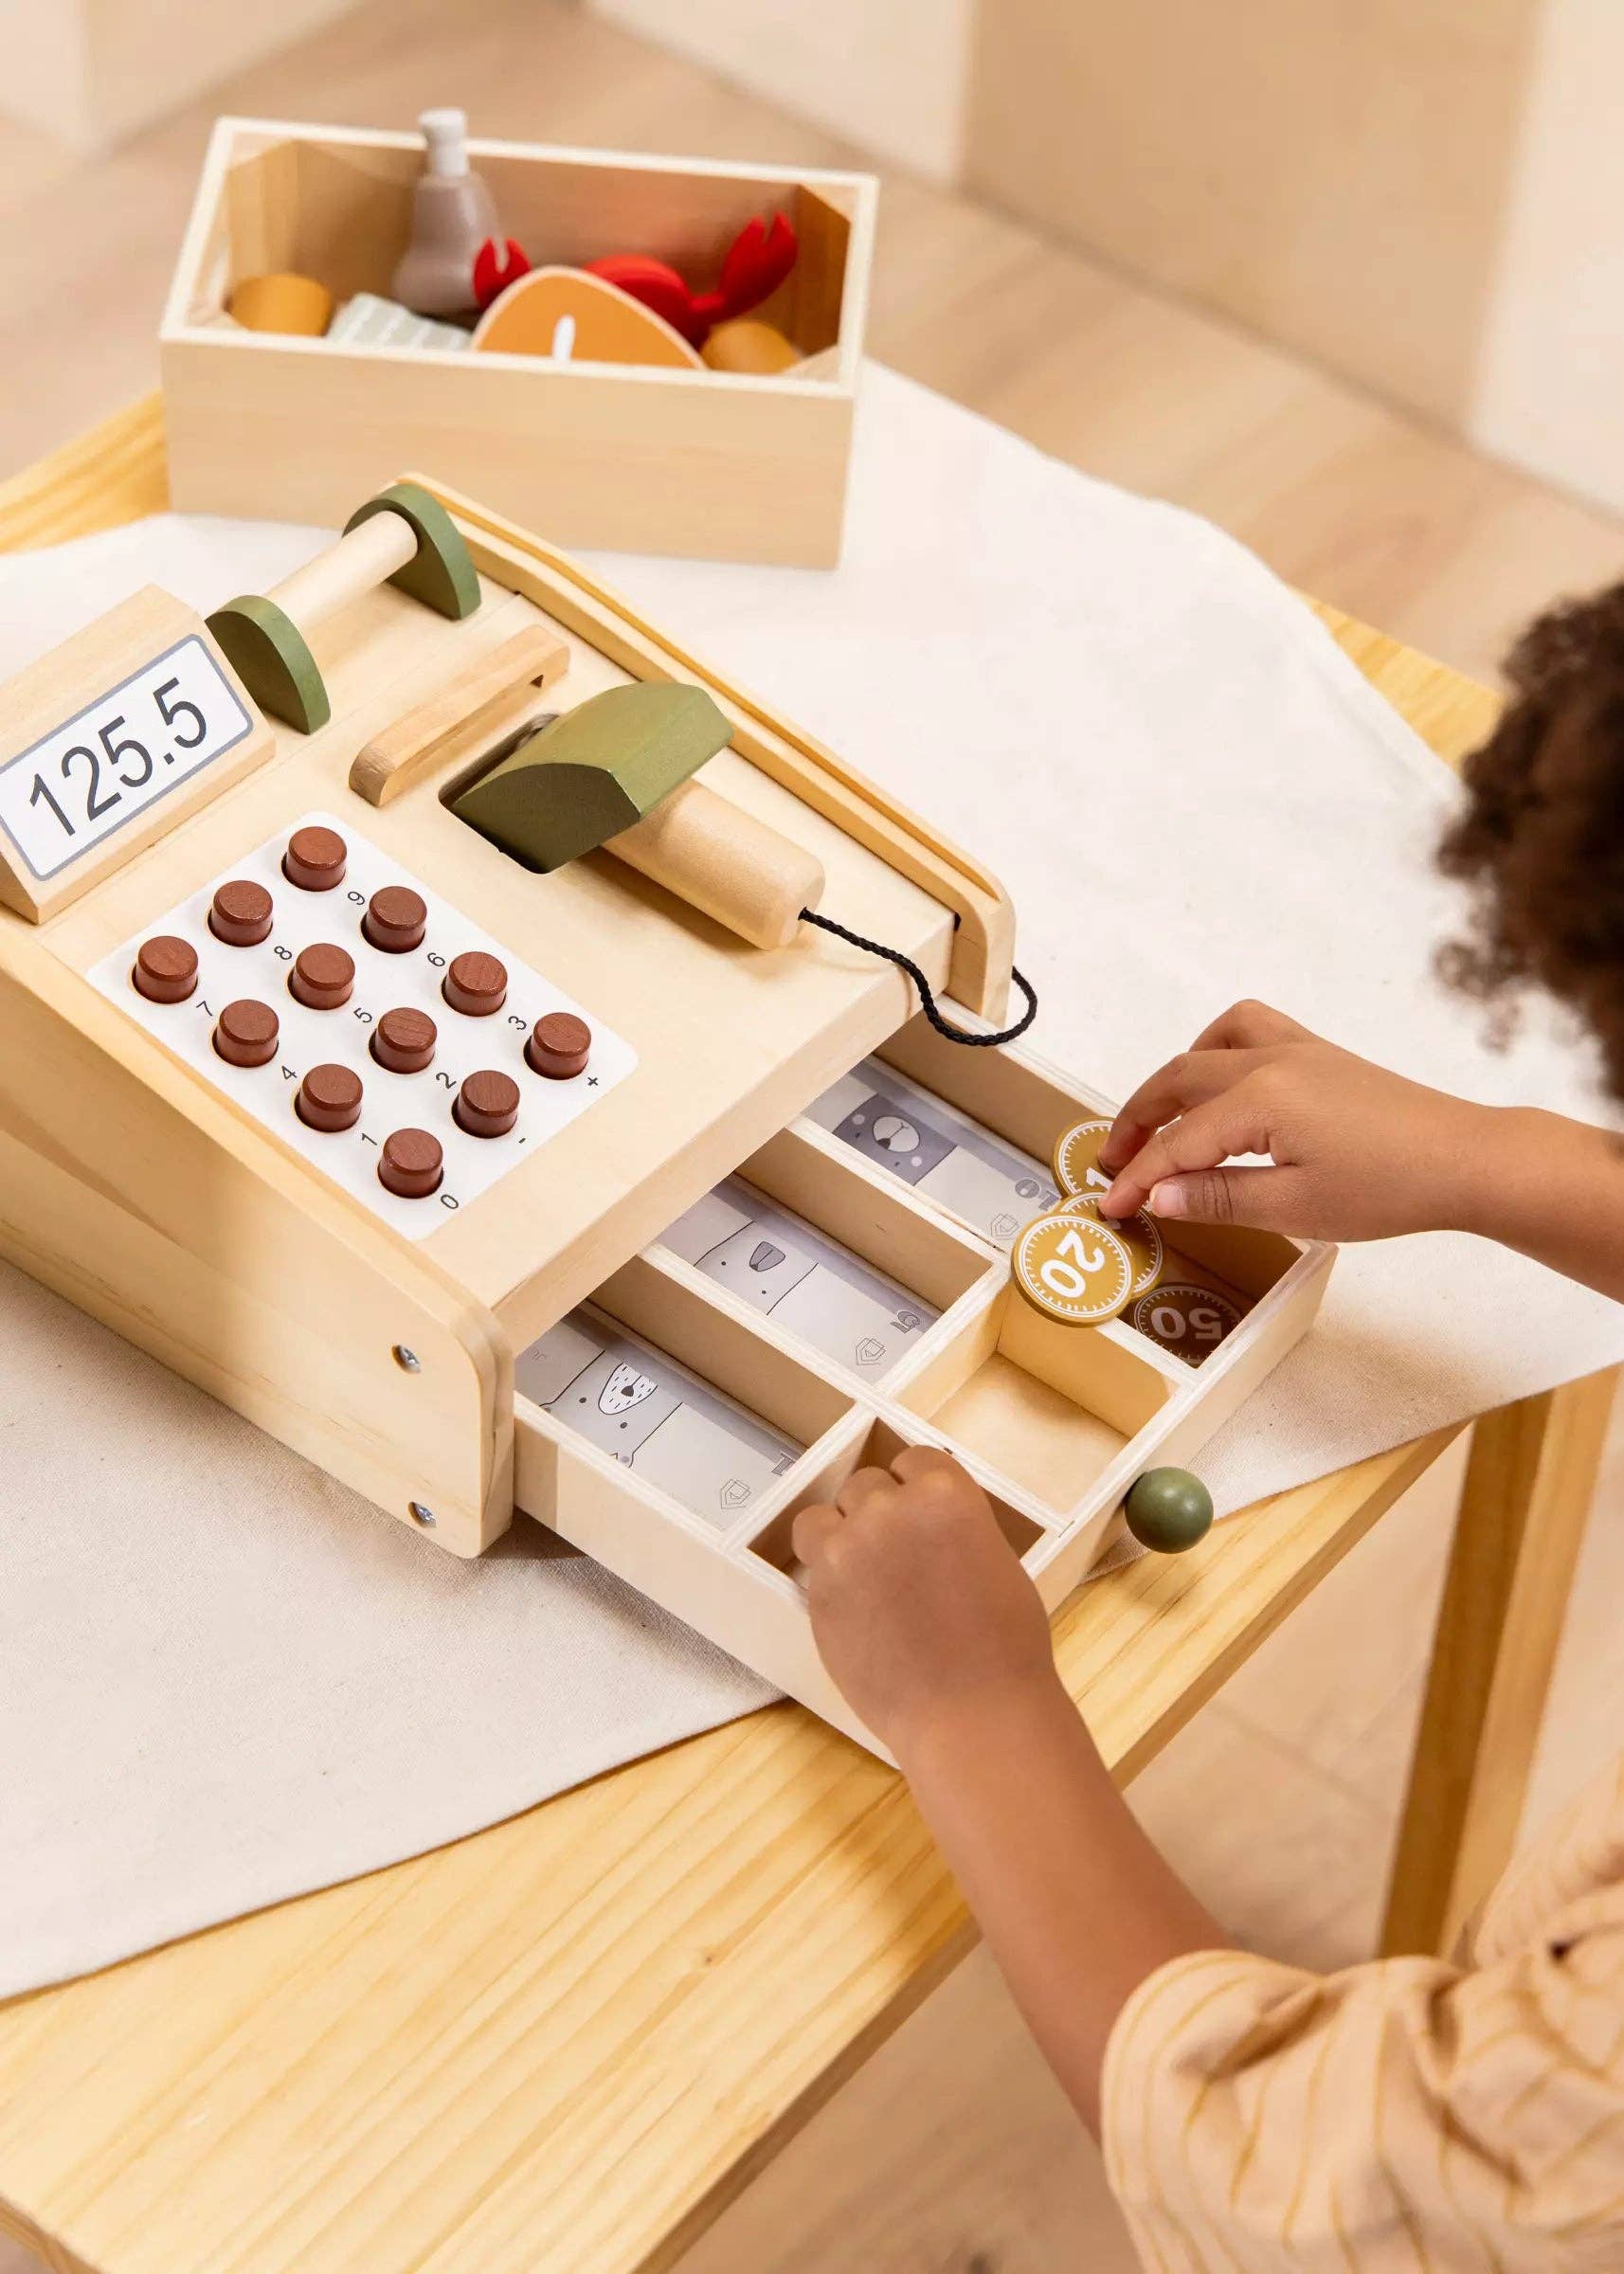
[159,118,876,566]
[0,478,1330,1755]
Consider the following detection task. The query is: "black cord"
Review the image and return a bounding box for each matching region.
[800,907,1038,1047]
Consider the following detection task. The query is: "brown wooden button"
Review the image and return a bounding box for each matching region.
[212,998,280,1068]
[371,1006,437,1074]
[379,1128,443,1199]
[454,1069,520,1138]
[208,878,274,947]
[289,942,354,1009]
[133,934,198,1003]
[296,1062,364,1132]
[525,1010,591,1079]
[363,885,427,954]
[282,825,347,892]
[442,950,507,1016]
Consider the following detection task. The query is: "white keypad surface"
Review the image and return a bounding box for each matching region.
[90,811,637,1237]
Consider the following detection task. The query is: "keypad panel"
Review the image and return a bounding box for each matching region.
[90,811,637,1238]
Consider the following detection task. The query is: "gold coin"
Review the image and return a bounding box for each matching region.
[1011,1208,1134,1326]
[1052,1116,1115,1200]
[1058,1193,1164,1299]
[1130,1282,1243,1367]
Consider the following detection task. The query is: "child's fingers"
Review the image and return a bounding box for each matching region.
[834,1465,899,1519]
[1101,1084,1276,1218]
[791,1501,843,1567]
[890,1444,958,1486]
[1146,1162,1311,1230]
[1101,1008,1312,1174]
[1186,1000,1309,1054]
[1100,1050,1272,1176]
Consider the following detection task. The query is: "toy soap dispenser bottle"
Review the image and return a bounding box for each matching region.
[390,107,497,320]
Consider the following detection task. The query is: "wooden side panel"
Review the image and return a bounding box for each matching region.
[223,138,303,283]
[0,942,511,1555]
[514,1398,877,1750]
[162,331,855,568]
[786,185,851,353]
[287,139,419,298]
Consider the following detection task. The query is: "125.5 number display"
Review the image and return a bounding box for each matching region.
[0,635,254,883]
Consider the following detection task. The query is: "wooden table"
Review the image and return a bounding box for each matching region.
[0,402,1614,2274]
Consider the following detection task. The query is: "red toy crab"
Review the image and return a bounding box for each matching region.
[473,211,798,347]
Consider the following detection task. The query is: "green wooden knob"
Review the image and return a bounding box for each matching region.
[1124,1468,1214,1555]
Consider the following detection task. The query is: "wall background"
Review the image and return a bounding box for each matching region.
[589,0,1624,519]
[0,0,363,149]
[590,0,976,185]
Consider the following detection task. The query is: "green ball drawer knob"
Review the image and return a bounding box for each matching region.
[1124,1468,1214,1555]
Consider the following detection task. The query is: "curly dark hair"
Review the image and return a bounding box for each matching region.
[1438,583,1624,1097]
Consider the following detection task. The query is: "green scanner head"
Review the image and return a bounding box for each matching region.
[451,680,733,872]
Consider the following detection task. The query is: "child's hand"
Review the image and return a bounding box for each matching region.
[1099,1000,1498,1240]
[792,1445,1056,1754]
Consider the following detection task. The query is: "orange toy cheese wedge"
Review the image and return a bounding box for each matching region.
[470,265,704,368]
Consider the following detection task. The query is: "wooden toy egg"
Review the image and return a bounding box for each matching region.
[702,318,802,375]
[228,273,334,336]
[1124,1468,1214,1554]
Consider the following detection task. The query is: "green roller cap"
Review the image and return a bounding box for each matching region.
[452,682,733,873]
[344,481,481,620]
[1124,1468,1215,1555]
[207,594,329,733]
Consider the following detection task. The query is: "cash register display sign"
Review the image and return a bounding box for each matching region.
[0,636,253,881]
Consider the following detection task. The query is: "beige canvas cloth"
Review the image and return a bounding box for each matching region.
[6,365,1624,1995]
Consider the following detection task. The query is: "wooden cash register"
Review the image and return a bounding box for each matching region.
[0,479,1331,1750]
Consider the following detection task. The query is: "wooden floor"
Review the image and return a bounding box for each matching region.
[3,4,1623,2269]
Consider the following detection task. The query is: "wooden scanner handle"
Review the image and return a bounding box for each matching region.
[608,781,824,950]
[350,625,569,806]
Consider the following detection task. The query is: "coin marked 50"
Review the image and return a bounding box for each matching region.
[1131,1282,1243,1365]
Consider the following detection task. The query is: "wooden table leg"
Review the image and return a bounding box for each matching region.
[1381,1367,1618,1958]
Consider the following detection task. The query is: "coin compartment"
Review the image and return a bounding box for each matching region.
[861,1012,1294,1328]
[744,1411,1050,1582]
[888,1274,1181,1513]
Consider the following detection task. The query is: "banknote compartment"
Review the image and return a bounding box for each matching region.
[513,1252,854,1540]
[649,1121,999,1393]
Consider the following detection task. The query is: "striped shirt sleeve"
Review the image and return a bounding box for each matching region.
[1101,1917,1624,2270]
